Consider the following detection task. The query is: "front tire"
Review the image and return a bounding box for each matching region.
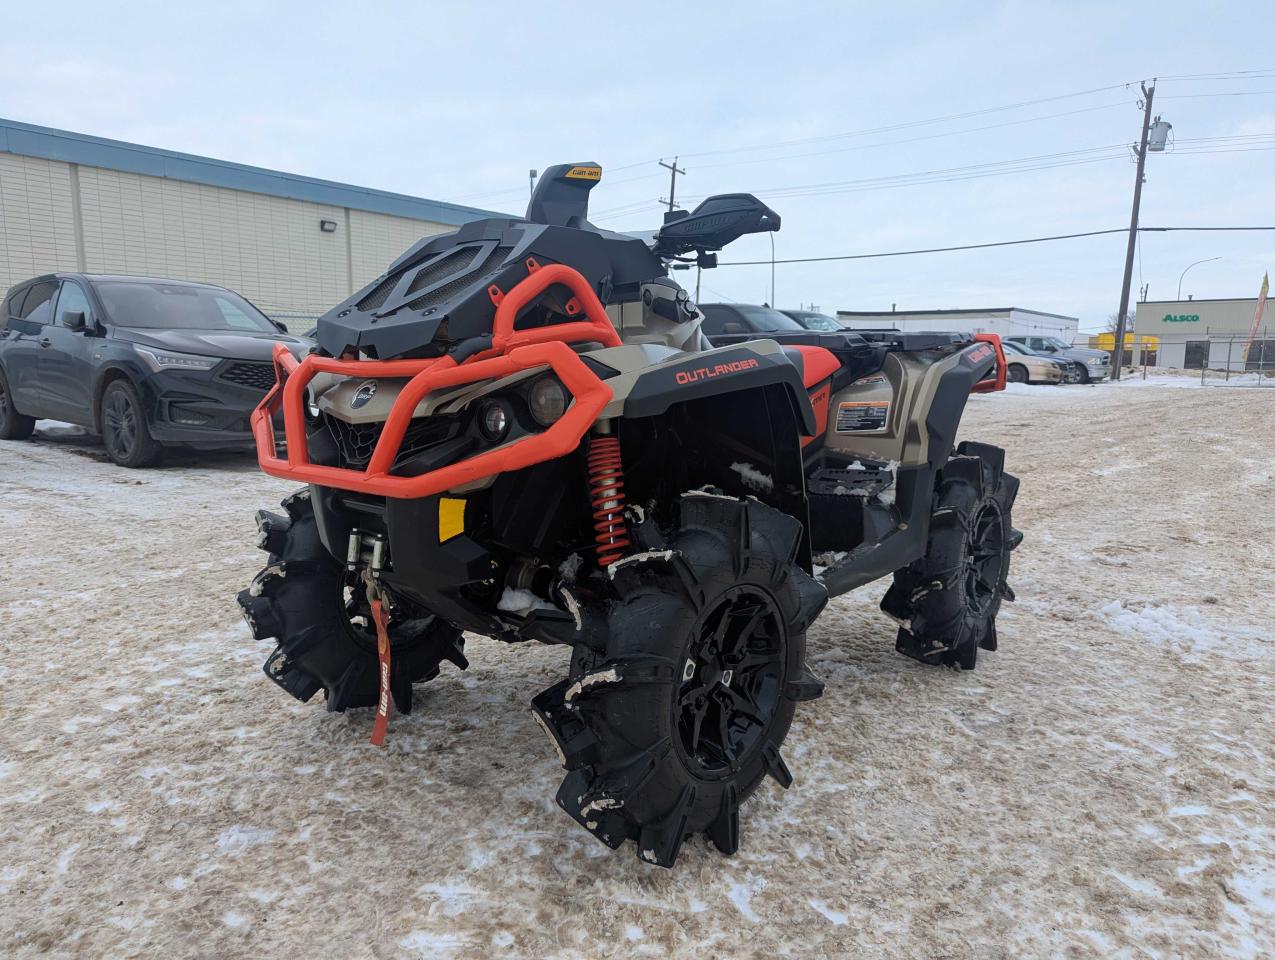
[881,442,1020,669]
[534,494,827,867]
[101,379,163,468]
[0,369,36,441]
[237,488,468,713]
[1074,363,1090,384]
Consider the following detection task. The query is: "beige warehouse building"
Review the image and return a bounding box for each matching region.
[0,118,496,327]
[1134,296,1272,369]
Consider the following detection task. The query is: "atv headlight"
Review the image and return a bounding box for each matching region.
[478,400,510,442]
[528,375,569,427]
[134,346,219,372]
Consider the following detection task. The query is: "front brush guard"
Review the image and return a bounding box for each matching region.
[251,262,620,498]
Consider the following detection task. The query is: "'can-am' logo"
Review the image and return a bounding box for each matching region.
[351,380,378,409]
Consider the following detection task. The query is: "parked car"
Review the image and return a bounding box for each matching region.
[0,273,309,466]
[1006,335,1109,383]
[780,308,843,332]
[1002,340,1073,384]
[698,302,812,345]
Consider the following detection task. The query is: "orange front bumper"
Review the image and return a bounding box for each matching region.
[251,261,619,499]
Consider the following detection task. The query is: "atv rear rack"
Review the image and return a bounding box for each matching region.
[251,262,620,498]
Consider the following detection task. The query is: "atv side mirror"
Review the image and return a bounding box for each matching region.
[61,310,86,332]
[652,194,780,258]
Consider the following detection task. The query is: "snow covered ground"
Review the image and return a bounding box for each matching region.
[2,376,1272,959]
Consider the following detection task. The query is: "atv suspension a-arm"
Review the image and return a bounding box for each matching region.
[251,262,620,498]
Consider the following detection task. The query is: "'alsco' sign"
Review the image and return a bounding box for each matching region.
[1162,313,1201,323]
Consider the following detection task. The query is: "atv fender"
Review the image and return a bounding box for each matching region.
[620,345,816,436]
[819,341,999,599]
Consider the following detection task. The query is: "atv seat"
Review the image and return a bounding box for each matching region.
[783,345,842,389]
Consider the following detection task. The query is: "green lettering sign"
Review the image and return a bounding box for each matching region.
[1162,313,1200,323]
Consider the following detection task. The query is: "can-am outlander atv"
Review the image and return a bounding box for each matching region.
[238,164,1020,868]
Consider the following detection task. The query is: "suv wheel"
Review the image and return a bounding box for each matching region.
[0,370,36,441]
[101,379,164,468]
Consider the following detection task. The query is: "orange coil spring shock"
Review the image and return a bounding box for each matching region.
[587,435,631,567]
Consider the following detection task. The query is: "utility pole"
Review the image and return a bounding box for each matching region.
[659,157,686,213]
[529,169,538,199]
[1111,81,1155,380]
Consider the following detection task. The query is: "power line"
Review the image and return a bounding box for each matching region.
[692,100,1135,171]
[715,226,1275,267]
[675,82,1137,161]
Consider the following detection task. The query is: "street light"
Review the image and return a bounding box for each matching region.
[1177,257,1221,300]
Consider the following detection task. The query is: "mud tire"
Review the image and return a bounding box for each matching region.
[535,493,827,868]
[881,442,1020,670]
[236,488,467,713]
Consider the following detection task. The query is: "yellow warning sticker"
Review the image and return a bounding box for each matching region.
[564,165,602,181]
[438,497,466,542]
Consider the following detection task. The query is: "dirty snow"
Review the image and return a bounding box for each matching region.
[2,382,1273,958]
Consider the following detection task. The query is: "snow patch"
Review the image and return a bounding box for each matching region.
[1098,601,1269,662]
[727,879,764,923]
[809,899,849,925]
[607,549,675,579]
[216,825,278,854]
[496,587,557,617]
[730,461,774,493]
[564,668,621,703]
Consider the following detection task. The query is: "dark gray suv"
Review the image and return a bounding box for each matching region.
[0,273,308,466]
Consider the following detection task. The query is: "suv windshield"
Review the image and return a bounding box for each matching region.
[1043,337,1072,350]
[738,305,805,332]
[93,281,277,333]
[788,311,841,332]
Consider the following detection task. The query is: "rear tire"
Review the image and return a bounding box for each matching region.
[881,442,1020,669]
[237,488,467,713]
[1007,363,1028,384]
[534,493,827,867]
[101,379,163,468]
[0,370,36,441]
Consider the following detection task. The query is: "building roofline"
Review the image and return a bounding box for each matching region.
[835,307,1077,322]
[1137,297,1265,305]
[0,117,506,227]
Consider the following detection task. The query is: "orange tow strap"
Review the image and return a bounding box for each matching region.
[369,597,392,747]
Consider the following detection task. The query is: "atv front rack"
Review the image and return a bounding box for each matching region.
[251,262,620,498]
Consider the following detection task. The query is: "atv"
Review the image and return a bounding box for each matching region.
[238,163,1020,868]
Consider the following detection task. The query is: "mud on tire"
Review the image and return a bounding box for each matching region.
[237,488,467,713]
[533,493,827,868]
[881,441,1021,669]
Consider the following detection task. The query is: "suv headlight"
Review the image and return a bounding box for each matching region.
[135,346,219,372]
[1088,357,1104,365]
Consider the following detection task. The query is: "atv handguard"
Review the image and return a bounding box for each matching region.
[251,263,620,498]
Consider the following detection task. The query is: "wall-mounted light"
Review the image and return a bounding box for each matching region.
[319,219,338,233]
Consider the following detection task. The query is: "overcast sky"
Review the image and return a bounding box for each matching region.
[2,1,1271,330]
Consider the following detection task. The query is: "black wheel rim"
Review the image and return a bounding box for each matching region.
[0,380,9,422]
[104,390,138,459]
[675,586,786,778]
[965,500,1006,614]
